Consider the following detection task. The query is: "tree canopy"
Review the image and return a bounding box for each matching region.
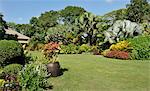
[126,0,150,23]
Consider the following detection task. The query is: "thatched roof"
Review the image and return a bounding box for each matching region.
[5,28,30,40]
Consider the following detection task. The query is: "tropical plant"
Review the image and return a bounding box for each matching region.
[104,20,142,44]
[75,12,104,45]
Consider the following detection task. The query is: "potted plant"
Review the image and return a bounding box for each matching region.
[43,42,61,77]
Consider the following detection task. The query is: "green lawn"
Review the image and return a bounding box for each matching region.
[30,51,150,91]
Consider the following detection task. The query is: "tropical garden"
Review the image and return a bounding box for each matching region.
[0,0,150,91]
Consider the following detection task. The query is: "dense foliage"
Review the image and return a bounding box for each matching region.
[2,64,22,75]
[126,0,150,23]
[0,13,8,39]
[0,40,24,66]
[128,35,150,60]
[60,44,80,54]
[19,64,50,91]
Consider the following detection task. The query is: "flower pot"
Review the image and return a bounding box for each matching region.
[47,62,61,77]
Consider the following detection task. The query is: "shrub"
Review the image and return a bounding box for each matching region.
[60,44,79,54]
[0,79,5,87]
[109,41,129,51]
[101,49,110,56]
[79,44,91,53]
[3,64,22,75]
[19,64,50,91]
[105,51,129,60]
[43,42,60,61]
[0,40,24,66]
[128,35,150,60]
[91,46,100,55]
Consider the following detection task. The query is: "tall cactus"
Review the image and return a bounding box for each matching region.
[75,12,102,45]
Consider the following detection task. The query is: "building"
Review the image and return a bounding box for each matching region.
[5,28,30,44]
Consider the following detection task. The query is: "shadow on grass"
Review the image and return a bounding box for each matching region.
[59,68,69,76]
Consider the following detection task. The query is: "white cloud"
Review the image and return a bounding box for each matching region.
[105,0,115,3]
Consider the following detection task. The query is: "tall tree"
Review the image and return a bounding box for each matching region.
[0,13,7,39]
[126,0,150,23]
[60,6,86,24]
[38,10,59,30]
[103,9,127,24]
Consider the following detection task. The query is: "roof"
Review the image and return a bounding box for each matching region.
[18,40,29,44]
[5,28,30,40]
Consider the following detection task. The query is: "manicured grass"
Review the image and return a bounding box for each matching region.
[30,51,150,91]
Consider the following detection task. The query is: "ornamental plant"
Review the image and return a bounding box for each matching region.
[19,64,49,91]
[109,41,129,51]
[43,42,61,63]
[105,50,129,60]
[79,44,91,53]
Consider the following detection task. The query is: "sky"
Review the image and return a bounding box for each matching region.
[0,0,130,24]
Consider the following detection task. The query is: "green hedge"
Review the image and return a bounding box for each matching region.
[0,40,24,66]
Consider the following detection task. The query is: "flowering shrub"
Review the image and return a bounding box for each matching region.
[43,42,61,62]
[105,51,129,60]
[109,41,129,51]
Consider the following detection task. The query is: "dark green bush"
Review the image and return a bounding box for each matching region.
[128,35,150,60]
[3,64,22,75]
[0,40,24,66]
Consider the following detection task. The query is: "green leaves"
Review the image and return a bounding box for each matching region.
[128,35,150,60]
[19,64,49,91]
[0,13,7,39]
[0,40,23,66]
[75,12,104,45]
[126,0,150,23]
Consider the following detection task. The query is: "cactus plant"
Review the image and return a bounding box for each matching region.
[75,12,103,45]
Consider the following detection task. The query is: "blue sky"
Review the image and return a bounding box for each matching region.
[0,0,130,24]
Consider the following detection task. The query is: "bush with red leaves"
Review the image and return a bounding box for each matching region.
[105,51,129,60]
[43,42,61,60]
